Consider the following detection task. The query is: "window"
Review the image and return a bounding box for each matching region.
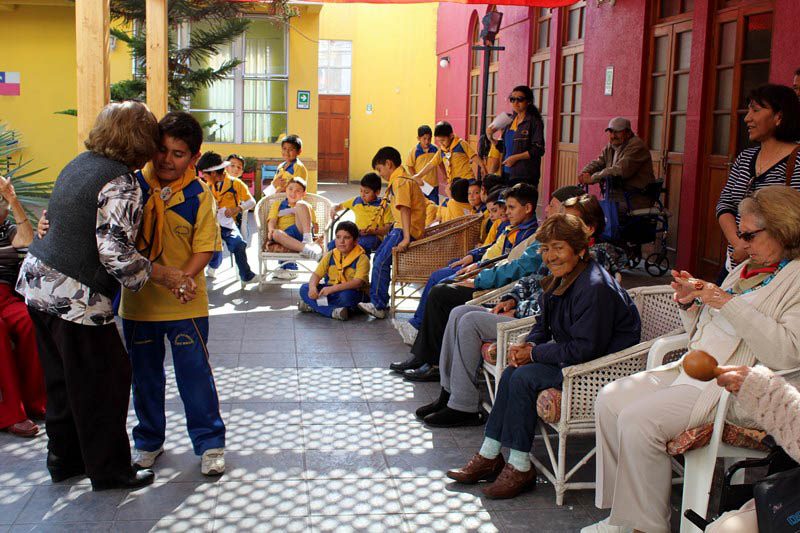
[485,37,500,129]
[559,52,583,144]
[564,3,586,44]
[188,18,288,144]
[657,0,694,20]
[319,40,352,95]
[530,8,552,128]
[468,16,481,139]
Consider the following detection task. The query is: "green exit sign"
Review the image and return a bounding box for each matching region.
[297,90,310,110]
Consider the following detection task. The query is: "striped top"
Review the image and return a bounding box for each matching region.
[716,146,800,265]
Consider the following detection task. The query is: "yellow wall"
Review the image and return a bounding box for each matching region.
[319,3,438,182]
[0,3,320,191]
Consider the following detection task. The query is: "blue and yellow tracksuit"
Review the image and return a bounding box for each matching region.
[207,175,256,281]
[406,143,440,203]
[327,196,393,254]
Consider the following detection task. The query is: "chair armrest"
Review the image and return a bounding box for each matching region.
[494,316,538,375]
[467,282,516,306]
[646,332,689,370]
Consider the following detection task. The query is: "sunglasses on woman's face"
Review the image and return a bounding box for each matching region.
[508,96,527,103]
[736,228,765,242]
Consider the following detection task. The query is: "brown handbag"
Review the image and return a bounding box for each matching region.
[785,144,800,185]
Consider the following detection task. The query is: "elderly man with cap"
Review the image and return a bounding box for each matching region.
[578,117,656,211]
[197,151,257,288]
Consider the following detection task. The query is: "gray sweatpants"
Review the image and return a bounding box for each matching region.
[438,304,515,413]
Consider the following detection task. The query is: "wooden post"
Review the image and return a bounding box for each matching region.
[75,0,110,150]
[146,0,168,118]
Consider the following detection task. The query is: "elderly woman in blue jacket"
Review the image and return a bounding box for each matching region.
[446,213,641,500]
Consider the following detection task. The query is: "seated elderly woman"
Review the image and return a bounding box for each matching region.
[446,214,641,499]
[584,185,800,533]
[0,175,45,438]
[417,194,627,428]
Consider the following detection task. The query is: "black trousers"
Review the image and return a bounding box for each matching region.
[29,308,133,481]
[410,283,476,365]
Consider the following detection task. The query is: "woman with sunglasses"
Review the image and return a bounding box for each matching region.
[486,85,545,188]
[715,84,800,284]
[583,185,800,533]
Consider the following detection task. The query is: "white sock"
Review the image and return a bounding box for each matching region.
[478,437,501,459]
[507,449,531,472]
[302,232,313,244]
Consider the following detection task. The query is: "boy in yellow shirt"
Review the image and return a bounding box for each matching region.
[406,125,440,204]
[329,172,392,254]
[298,221,370,321]
[118,112,226,477]
[197,152,256,287]
[436,178,474,223]
[265,177,321,280]
[266,135,307,195]
[412,121,487,190]
[358,147,427,319]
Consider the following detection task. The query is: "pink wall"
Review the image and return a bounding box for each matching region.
[770,0,800,85]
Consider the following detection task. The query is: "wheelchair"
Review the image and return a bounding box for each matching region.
[599,177,672,277]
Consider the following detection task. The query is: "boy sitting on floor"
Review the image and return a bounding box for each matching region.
[298,221,370,321]
[329,172,392,254]
[264,177,322,280]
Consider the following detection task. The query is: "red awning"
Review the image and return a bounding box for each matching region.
[313,0,577,4]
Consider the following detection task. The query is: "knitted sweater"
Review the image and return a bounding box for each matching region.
[737,366,800,463]
[655,259,800,428]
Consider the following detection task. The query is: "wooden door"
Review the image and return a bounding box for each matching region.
[553,2,585,190]
[644,20,693,254]
[318,95,350,183]
[695,2,773,279]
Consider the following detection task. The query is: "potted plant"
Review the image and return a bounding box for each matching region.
[0,124,52,221]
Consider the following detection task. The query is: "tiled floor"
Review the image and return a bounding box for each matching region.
[0,184,680,532]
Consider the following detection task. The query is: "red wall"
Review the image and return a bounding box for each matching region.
[770,0,800,85]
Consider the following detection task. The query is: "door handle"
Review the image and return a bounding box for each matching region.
[344,138,349,149]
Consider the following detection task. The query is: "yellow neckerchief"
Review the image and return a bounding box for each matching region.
[510,113,523,131]
[362,198,387,232]
[441,136,464,159]
[137,162,197,261]
[331,244,365,282]
[207,175,234,205]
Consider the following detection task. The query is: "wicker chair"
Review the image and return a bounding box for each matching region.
[255,193,333,290]
[389,213,483,312]
[482,284,683,504]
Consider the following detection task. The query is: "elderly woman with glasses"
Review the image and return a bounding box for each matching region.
[486,85,545,188]
[584,185,800,533]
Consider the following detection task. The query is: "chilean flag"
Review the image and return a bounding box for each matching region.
[0,72,21,96]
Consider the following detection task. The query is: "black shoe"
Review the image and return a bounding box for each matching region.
[47,451,86,483]
[403,363,440,382]
[389,356,423,373]
[415,388,450,419]
[91,468,155,491]
[424,407,486,428]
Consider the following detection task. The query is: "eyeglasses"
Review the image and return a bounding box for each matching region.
[508,96,527,103]
[736,228,765,242]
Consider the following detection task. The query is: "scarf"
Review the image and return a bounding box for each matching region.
[331,245,365,283]
[208,176,235,206]
[729,260,788,295]
[136,162,198,261]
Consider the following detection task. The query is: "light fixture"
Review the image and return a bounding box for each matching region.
[109,35,117,52]
[439,56,450,69]
[597,0,616,6]
[479,11,504,44]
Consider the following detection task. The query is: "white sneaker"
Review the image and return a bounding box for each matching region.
[206,267,216,279]
[358,302,386,319]
[331,307,349,321]
[300,243,323,261]
[298,300,313,313]
[274,269,298,280]
[132,447,164,469]
[201,448,225,476]
[396,321,418,345]
[580,517,631,533]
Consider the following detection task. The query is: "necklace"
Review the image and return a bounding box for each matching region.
[725,259,789,296]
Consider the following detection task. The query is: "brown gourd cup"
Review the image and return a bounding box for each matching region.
[682,350,723,382]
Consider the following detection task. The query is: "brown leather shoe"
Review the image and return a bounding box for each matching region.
[446,453,505,484]
[481,463,537,499]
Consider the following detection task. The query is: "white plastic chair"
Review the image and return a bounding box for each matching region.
[255,193,333,290]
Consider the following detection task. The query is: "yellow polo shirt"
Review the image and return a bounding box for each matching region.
[267,198,317,231]
[120,179,222,322]
[438,199,473,223]
[273,159,308,193]
[208,175,254,212]
[406,143,440,187]
[387,167,427,240]
[430,136,476,182]
[340,196,392,232]
[313,249,371,288]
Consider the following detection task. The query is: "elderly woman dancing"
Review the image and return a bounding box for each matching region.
[584,185,800,533]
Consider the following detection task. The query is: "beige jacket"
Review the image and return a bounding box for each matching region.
[652,259,800,428]
[582,136,656,209]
